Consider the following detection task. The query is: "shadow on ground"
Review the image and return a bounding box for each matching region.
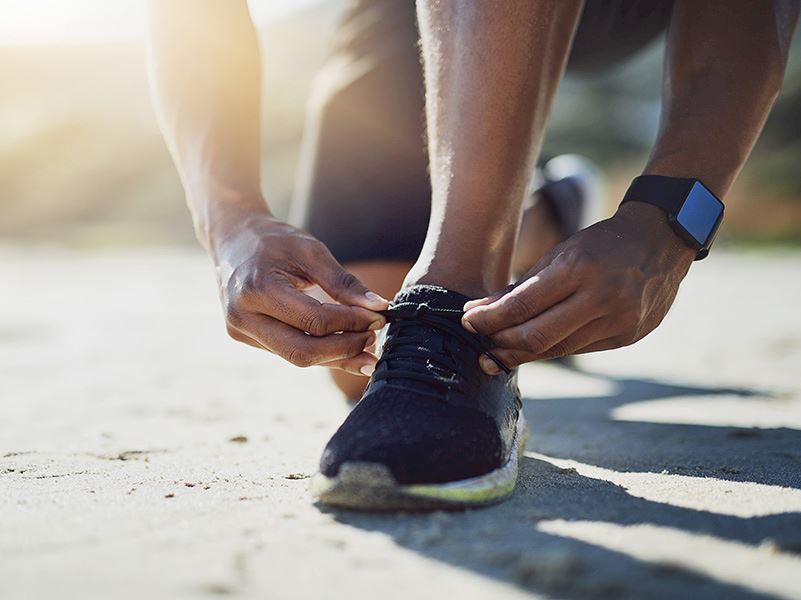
[323,370,801,599]
[529,371,801,490]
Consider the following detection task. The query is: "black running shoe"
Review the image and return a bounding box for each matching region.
[311,285,529,511]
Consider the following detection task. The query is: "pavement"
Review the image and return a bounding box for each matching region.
[2,245,801,600]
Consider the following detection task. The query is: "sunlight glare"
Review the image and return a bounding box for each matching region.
[0,0,323,45]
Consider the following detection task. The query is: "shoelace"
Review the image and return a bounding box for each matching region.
[372,302,510,393]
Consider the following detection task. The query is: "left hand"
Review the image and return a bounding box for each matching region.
[462,202,696,374]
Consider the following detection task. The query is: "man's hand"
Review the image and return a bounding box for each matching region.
[212,210,388,375]
[147,3,390,376]
[462,202,696,374]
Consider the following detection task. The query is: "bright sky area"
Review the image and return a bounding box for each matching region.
[0,0,323,45]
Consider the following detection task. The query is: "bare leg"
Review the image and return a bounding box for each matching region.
[407,1,583,298]
[333,191,569,400]
[289,3,426,400]
[298,2,582,398]
[333,191,568,400]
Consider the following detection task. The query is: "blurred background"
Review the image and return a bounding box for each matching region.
[1,0,799,248]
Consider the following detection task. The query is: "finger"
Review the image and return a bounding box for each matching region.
[304,244,389,311]
[489,294,600,355]
[248,278,385,336]
[241,314,376,367]
[573,337,621,355]
[464,244,564,312]
[463,284,515,312]
[226,324,267,350]
[573,315,661,356]
[462,263,577,335]
[235,312,379,374]
[321,352,379,377]
[478,349,538,375]
[479,318,612,374]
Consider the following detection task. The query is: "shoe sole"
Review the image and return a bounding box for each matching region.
[310,412,529,511]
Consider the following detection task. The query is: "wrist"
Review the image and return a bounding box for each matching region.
[613,201,696,267]
[196,194,272,255]
[642,160,732,200]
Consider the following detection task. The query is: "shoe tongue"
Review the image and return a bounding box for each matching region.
[391,285,472,313]
[378,286,479,395]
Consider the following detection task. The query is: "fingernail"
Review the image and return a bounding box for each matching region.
[462,316,477,334]
[364,291,388,309]
[368,318,385,331]
[463,298,486,311]
[479,355,501,375]
[360,363,375,377]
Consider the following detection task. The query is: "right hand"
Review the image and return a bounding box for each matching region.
[211,210,388,375]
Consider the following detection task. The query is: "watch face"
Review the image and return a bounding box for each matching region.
[676,181,724,246]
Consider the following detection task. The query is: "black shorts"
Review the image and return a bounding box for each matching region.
[290,0,673,264]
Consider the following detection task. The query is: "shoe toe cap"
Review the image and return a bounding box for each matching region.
[319,392,504,485]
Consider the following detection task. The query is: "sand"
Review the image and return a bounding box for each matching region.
[2,246,801,599]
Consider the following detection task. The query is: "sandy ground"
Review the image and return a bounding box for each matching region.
[2,245,801,600]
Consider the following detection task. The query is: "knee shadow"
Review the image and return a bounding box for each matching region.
[323,371,801,598]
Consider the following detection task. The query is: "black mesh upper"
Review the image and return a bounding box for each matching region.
[319,285,519,485]
[319,388,503,484]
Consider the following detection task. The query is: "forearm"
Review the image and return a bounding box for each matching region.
[645,0,799,197]
[146,0,267,250]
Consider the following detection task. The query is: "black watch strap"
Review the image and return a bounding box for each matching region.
[621,174,724,261]
[621,175,696,213]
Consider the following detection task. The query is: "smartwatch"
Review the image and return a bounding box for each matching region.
[621,175,724,260]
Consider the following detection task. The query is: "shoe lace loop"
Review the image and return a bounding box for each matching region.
[372,302,510,392]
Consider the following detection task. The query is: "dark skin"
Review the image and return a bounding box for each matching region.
[148,0,797,381]
[146,0,572,384]
[147,1,388,376]
[405,0,585,296]
[431,0,799,373]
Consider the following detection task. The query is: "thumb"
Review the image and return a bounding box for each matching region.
[463,284,515,312]
[309,248,389,311]
[464,250,556,313]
